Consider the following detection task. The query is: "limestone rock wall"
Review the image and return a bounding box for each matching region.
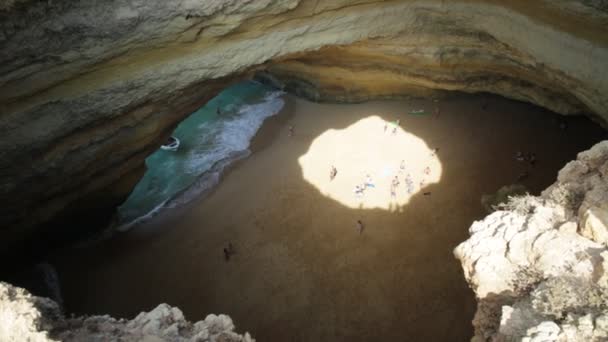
[455,141,608,341]
[1,0,607,251]
[0,281,253,342]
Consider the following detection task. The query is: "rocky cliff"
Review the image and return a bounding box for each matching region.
[455,141,608,341]
[0,281,253,341]
[1,0,608,253]
[2,143,607,341]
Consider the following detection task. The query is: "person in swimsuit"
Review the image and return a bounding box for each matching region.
[356,220,364,234]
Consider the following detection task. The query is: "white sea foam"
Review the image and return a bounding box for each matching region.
[116,90,285,232]
[185,91,284,172]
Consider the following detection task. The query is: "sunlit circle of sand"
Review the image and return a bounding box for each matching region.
[298,116,442,210]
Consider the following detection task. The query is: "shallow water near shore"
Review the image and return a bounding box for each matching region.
[117,81,284,229]
[53,93,607,341]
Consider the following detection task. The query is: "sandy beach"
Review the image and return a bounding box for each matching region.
[53,94,606,341]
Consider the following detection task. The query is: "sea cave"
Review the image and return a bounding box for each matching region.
[1,1,608,341]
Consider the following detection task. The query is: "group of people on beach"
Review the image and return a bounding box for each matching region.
[388,158,434,199]
[289,116,440,236]
[327,119,438,203]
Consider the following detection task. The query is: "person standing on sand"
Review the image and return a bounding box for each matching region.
[288,125,294,137]
[392,175,400,187]
[430,148,439,157]
[357,220,364,234]
[399,160,406,173]
[223,242,235,261]
[405,174,414,194]
[330,165,338,181]
[391,176,400,198]
[529,153,537,166]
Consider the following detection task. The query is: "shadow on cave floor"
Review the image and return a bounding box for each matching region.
[50,93,606,342]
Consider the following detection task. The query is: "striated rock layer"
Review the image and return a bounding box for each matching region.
[1,1,608,254]
[0,281,253,342]
[455,141,608,341]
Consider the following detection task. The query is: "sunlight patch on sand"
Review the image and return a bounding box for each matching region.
[298,115,442,211]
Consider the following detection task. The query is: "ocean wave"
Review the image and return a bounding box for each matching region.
[116,88,285,232]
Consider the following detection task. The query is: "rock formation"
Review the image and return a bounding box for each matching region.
[0,281,253,341]
[1,1,608,339]
[455,141,608,341]
[1,0,608,252]
[3,143,607,342]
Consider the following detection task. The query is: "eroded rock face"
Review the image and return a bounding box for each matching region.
[455,141,608,341]
[1,1,607,254]
[0,282,253,342]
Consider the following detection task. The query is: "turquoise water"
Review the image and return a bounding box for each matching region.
[117,81,285,229]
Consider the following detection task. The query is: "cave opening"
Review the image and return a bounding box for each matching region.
[2,0,608,340]
[39,81,607,342]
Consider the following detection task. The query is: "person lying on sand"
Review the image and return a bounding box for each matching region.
[354,185,364,198]
[330,166,337,181]
[365,175,375,188]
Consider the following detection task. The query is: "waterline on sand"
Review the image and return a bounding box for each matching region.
[116,83,285,231]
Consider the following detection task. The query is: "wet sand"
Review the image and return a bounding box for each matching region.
[53,94,606,341]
